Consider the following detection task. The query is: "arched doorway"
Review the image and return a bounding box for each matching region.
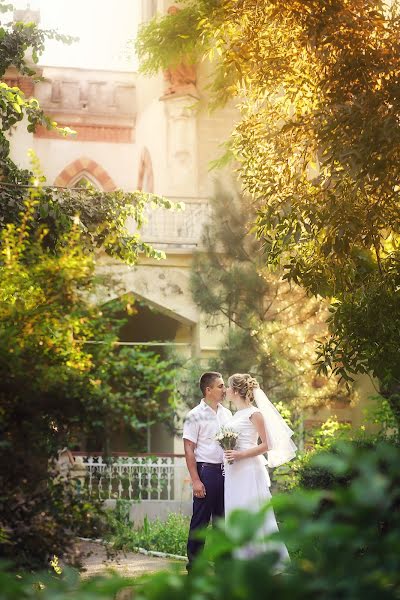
[83,300,192,454]
[116,301,191,454]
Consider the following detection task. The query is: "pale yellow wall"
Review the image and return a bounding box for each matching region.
[7,115,35,170]
[33,137,136,189]
[352,374,380,428]
[196,71,239,197]
[135,72,168,194]
[9,119,137,190]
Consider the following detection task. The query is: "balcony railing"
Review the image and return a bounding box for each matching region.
[72,453,190,502]
[139,197,210,247]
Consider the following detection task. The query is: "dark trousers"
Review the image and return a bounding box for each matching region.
[187,462,225,569]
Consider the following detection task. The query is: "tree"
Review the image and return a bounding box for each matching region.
[0,6,180,567]
[190,187,350,411]
[0,197,178,568]
[136,0,400,422]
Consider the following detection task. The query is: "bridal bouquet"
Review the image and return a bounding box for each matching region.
[215,426,239,464]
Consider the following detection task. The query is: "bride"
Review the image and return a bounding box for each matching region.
[223,373,297,564]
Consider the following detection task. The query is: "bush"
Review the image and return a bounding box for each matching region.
[272,415,353,493]
[2,442,400,598]
[133,441,400,600]
[273,408,400,495]
[106,504,189,557]
[0,204,179,570]
[298,436,400,491]
[0,474,107,571]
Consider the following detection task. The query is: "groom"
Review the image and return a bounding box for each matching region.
[182,371,232,571]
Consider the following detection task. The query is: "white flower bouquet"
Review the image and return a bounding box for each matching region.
[215,426,239,464]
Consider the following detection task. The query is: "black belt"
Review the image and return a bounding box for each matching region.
[197,462,223,468]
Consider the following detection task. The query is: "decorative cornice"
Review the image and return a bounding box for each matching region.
[34,122,134,144]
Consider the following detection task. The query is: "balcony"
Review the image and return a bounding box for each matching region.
[139,197,210,249]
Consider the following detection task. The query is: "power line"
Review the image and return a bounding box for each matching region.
[0,181,131,192]
[0,182,208,200]
[80,340,191,347]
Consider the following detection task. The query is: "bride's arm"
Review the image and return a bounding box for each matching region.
[224,412,270,461]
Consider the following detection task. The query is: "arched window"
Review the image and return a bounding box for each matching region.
[70,173,100,189]
[137,148,154,193]
[54,158,117,191]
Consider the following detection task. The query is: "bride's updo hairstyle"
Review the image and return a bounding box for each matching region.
[228,373,260,404]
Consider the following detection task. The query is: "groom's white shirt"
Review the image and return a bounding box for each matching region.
[183,399,232,463]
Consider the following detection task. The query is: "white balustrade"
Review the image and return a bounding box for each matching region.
[73,454,190,502]
[139,197,211,247]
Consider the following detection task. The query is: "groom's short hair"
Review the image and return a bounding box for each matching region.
[199,371,222,395]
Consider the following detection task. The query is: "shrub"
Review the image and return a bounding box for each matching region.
[298,436,400,491]
[0,205,179,569]
[272,415,352,493]
[134,442,400,600]
[0,474,107,571]
[2,442,400,598]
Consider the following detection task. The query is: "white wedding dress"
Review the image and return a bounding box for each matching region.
[224,405,290,564]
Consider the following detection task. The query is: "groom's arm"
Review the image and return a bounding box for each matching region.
[184,439,206,498]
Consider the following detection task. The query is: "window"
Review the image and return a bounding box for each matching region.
[141,0,157,23]
[70,173,100,189]
[137,148,154,193]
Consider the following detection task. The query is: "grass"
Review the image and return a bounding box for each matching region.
[106,503,189,557]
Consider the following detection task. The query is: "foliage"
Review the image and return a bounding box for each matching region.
[3,442,400,597]
[297,439,371,493]
[136,3,200,71]
[137,0,400,422]
[274,393,400,495]
[0,2,74,76]
[308,416,352,452]
[0,562,136,600]
[363,395,400,438]
[1,158,180,264]
[289,421,399,494]
[2,167,182,264]
[0,199,178,461]
[0,3,74,141]
[131,441,400,599]
[172,355,206,411]
[0,3,76,211]
[106,503,188,557]
[94,344,179,452]
[190,188,351,411]
[0,201,179,568]
[271,414,352,493]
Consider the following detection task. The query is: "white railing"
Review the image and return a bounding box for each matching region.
[72,453,190,502]
[140,197,210,247]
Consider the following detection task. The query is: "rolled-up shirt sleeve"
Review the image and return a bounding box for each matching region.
[182,412,199,444]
